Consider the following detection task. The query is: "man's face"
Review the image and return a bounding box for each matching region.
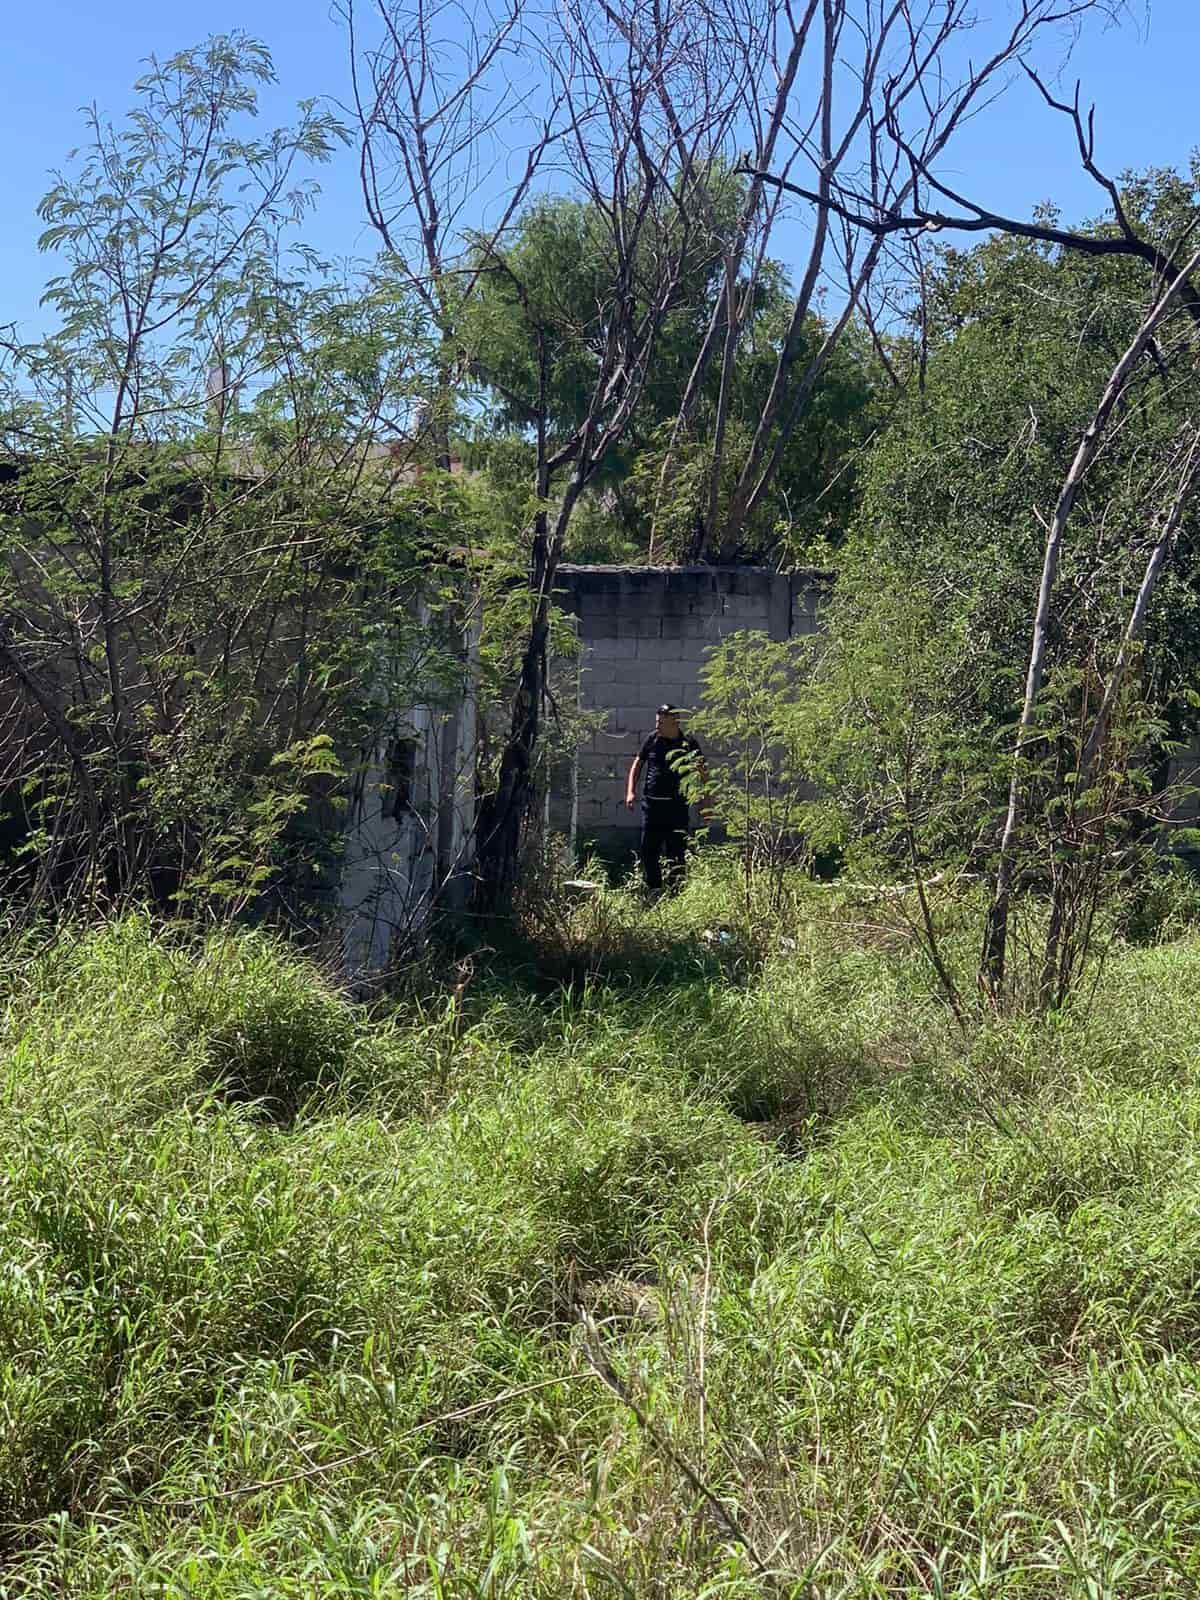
[656,712,681,739]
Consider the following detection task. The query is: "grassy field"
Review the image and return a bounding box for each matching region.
[3,864,1200,1596]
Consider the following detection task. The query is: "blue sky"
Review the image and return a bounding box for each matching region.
[0,0,1195,341]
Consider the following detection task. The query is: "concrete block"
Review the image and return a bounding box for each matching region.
[579,748,620,773]
[618,569,663,594]
[638,637,687,662]
[630,698,659,720]
[655,684,694,708]
[664,570,719,600]
[572,572,622,597]
[604,659,644,683]
[658,591,702,617]
[665,617,716,645]
[709,617,746,641]
[723,600,769,625]
[579,794,620,817]
[768,572,790,640]
[789,572,831,638]
[577,597,622,623]
[581,740,622,765]
[625,637,665,659]
[695,607,727,630]
[587,637,628,661]
[683,615,719,640]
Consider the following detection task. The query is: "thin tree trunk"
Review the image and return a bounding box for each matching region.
[1076,429,1200,787]
[1038,864,1066,1012]
[719,237,883,555]
[717,0,838,555]
[473,477,586,912]
[687,263,740,562]
[980,252,1200,998]
[650,4,816,560]
[1030,432,1200,1009]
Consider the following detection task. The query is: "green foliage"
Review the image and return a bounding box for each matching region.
[853,201,1200,740]
[630,316,885,565]
[9,882,1200,1591]
[695,590,1008,1010]
[697,574,1001,890]
[694,631,819,901]
[463,195,884,566]
[462,184,741,449]
[30,34,346,425]
[0,40,483,918]
[807,179,1200,1007]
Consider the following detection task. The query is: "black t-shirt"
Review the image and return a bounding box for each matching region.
[638,733,701,806]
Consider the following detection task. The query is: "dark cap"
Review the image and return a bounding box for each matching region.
[656,703,681,716]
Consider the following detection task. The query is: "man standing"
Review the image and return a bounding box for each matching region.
[625,705,704,894]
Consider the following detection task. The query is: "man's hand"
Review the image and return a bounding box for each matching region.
[625,791,636,811]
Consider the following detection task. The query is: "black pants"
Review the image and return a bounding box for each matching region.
[640,805,689,892]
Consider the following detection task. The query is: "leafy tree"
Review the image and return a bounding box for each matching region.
[350,0,1105,911]
[0,38,474,919]
[825,170,1200,1008]
[462,195,884,564]
[629,308,884,565]
[698,571,994,1016]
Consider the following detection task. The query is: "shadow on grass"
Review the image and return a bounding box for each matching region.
[438,891,766,1008]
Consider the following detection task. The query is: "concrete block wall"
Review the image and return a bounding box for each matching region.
[554,565,830,851]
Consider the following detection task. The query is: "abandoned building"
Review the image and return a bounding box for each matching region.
[551,564,830,854]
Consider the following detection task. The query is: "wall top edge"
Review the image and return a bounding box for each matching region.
[557,564,835,580]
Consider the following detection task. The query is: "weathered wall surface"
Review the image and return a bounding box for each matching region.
[338,606,479,977]
[554,565,829,851]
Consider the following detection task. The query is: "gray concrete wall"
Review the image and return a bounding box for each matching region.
[554,565,829,852]
[338,605,479,978]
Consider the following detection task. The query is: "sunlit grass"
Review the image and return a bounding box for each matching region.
[3,871,1200,1595]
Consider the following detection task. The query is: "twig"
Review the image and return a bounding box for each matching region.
[576,1306,782,1587]
[863,1351,974,1552]
[698,1198,716,1457]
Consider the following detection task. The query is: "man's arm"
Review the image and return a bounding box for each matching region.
[625,755,643,811]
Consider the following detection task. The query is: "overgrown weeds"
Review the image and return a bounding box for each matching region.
[4,870,1200,1594]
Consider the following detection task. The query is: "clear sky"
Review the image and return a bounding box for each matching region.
[0,0,1195,341]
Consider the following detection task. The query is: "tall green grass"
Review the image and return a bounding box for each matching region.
[3,878,1200,1595]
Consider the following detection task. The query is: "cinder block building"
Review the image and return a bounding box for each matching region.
[552,565,831,853]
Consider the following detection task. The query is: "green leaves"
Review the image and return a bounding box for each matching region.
[0,35,481,919]
[461,189,883,566]
[25,34,348,435]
